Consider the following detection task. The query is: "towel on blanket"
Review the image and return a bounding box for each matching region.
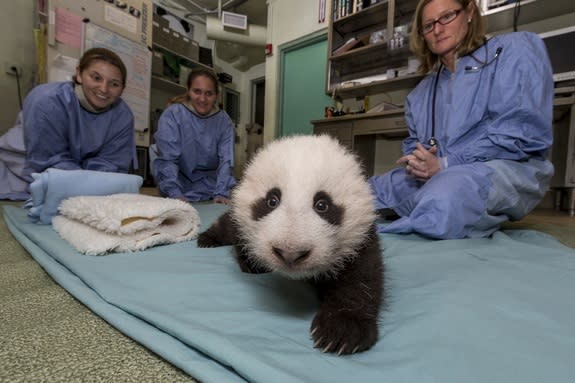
[25,168,143,224]
[52,193,201,255]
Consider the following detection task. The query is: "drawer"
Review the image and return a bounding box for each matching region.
[313,123,353,142]
[353,116,408,137]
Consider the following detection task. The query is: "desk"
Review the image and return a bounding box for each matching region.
[312,109,408,176]
[312,87,575,216]
[550,87,575,216]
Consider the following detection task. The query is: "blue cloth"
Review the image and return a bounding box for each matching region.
[22,81,136,178]
[0,112,28,200]
[152,103,236,201]
[370,32,554,239]
[25,168,143,224]
[4,203,575,383]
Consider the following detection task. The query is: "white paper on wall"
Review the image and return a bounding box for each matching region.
[48,54,78,82]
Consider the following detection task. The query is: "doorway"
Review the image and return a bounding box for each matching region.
[246,77,265,162]
[278,30,332,137]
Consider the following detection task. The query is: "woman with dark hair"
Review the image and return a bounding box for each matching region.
[0,47,136,200]
[369,0,554,239]
[152,68,236,204]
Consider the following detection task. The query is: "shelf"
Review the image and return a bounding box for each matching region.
[333,73,424,99]
[484,0,575,33]
[151,75,186,94]
[152,42,211,71]
[330,41,410,63]
[312,108,405,125]
[395,0,419,16]
[333,1,388,36]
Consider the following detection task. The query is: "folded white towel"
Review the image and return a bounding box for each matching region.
[52,193,201,255]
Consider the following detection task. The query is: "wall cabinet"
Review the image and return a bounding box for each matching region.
[327,0,420,100]
[151,14,212,96]
[326,0,575,100]
[318,0,575,214]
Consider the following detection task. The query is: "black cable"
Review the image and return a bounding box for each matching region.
[513,0,521,32]
[12,67,23,110]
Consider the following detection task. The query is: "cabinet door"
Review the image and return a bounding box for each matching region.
[313,122,353,149]
[550,104,575,188]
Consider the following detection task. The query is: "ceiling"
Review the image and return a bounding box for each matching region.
[155,0,268,26]
[154,0,268,70]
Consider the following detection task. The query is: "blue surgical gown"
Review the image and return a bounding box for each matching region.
[22,81,136,178]
[369,32,554,239]
[152,103,236,201]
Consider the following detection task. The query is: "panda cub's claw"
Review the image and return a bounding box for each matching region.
[310,310,378,355]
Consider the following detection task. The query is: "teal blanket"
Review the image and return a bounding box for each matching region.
[3,204,575,383]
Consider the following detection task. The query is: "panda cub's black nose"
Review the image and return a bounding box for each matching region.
[272,246,311,266]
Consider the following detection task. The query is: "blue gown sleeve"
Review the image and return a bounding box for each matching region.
[213,114,236,198]
[402,97,421,155]
[153,107,185,198]
[23,90,82,174]
[446,33,554,166]
[82,106,135,173]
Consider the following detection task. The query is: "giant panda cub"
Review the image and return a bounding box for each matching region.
[197,134,384,355]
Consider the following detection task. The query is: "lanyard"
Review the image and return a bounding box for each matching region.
[429,63,443,148]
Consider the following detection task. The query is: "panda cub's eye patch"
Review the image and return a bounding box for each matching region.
[251,187,282,221]
[313,191,344,226]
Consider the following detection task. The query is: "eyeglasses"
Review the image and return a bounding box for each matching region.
[420,8,464,35]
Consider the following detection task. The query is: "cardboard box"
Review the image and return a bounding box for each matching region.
[151,51,163,76]
[181,37,200,62]
[153,13,169,29]
[179,64,192,85]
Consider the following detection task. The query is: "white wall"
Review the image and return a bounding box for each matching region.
[0,0,36,135]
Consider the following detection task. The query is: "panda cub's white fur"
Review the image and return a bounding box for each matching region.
[197,134,384,355]
[231,134,376,279]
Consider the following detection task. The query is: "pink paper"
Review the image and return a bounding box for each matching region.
[55,7,83,49]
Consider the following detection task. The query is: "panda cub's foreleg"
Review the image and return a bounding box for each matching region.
[197,212,270,274]
[197,211,237,247]
[310,227,383,355]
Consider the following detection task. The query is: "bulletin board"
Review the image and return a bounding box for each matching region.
[42,0,153,147]
[48,0,152,48]
[84,23,152,141]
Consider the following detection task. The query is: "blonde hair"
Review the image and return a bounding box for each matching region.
[409,0,486,74]
[168,68,220,105]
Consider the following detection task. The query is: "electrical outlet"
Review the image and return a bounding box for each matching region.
[4,63,22,76]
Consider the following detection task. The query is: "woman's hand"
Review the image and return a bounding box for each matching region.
[397,142,440,181]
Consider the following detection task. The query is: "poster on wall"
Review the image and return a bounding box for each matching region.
[54,7,83,49]
[48,0,152,47]
[84,23,152,143]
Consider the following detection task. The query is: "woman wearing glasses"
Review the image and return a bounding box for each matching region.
[152,68,236,204]
[369,0,554,239]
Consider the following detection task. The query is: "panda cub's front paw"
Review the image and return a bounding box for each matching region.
[197,231,219,248]
[310,309,378,355]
